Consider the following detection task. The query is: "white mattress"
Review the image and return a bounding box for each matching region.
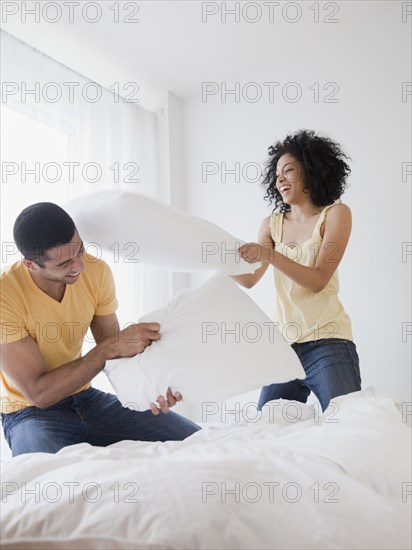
[1,391,411,549]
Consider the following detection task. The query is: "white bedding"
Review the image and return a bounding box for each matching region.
[1,391,411,550]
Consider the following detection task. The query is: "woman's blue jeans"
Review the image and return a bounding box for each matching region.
[1,387,201,457]
[258,338,362,412]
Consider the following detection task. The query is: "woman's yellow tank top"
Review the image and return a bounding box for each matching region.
[270,199,353,344]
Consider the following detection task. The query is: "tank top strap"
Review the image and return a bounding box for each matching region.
[313,199,342,235]
[269,211,283,243]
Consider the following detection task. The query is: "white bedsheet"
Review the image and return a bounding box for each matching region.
[1,392,411,550]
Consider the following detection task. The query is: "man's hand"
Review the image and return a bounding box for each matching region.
[103,322,161,360]
[150,387,182,415]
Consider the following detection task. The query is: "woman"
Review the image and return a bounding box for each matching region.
[233,129,361,411]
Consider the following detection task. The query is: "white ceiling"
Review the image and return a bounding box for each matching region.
[1,1,406,110]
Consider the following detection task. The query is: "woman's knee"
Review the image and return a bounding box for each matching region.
[257,381,309,410]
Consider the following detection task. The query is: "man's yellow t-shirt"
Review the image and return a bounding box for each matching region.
[0,254,118,413]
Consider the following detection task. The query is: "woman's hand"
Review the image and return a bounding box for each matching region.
[239,242,272,264]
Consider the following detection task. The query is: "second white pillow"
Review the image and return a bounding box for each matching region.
[104,275,305,413]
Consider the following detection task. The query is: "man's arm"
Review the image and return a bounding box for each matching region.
[90,312,120,344]
[0,321,160,409]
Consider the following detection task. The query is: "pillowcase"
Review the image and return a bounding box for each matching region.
[104,274,305,412]
[65,191,261,275]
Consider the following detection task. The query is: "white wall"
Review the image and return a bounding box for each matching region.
[181,22,411,402]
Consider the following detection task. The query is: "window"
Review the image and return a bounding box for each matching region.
[1,31,158,343]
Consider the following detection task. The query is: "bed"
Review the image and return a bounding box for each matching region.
[1,390,411,549]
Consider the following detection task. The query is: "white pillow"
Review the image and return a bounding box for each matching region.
[104,274,305,412]
[66,191,261,275]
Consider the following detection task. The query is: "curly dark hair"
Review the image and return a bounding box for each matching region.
[262,130,351,212]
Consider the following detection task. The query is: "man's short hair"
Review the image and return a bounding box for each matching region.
[13,203,76,266]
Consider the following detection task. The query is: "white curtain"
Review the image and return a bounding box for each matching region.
[0,30,158,326]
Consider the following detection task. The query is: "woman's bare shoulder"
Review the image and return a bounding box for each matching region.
[326,202,352,221]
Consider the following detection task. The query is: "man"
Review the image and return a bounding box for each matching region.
[0,202,200,456]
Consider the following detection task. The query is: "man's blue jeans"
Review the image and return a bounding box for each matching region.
[258,338,362,412]
[1,387,201,457]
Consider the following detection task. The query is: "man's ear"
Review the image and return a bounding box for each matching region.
[23,259,37,271]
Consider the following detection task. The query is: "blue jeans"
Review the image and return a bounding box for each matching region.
[1,387,201,457]
[258,338,362,412]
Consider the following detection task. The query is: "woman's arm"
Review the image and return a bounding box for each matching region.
[239,204,352,293]
[231,216,273,289]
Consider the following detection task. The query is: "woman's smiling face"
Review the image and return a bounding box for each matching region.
[275,153,306,204]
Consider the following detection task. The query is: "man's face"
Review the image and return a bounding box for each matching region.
[27,231,86,285]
